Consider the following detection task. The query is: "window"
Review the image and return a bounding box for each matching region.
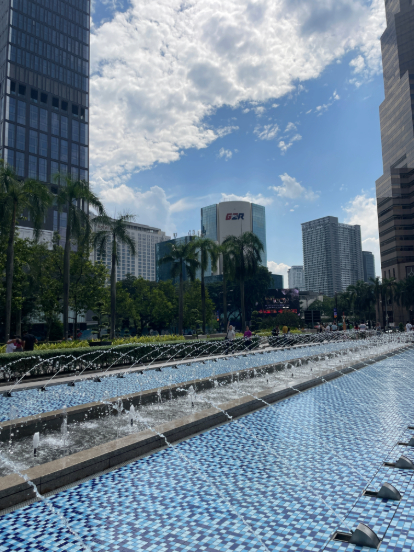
[60,212,67,228]
[71,143,79,165]
[30,88,38,102]
[51,112,59,135]
[53,210,58,231]
[30,105,38,129]
[28,156,37,178]
[80,168,88,181]
[72,119,79,142]
[40,93,48,104]
[15,152,24,177]
[72,104,79,116]
[61,140,68,162]
[61,101,68,111]
[5,123,15,148]
[80,123,87,145]
[52,97,59,108]
[17,101,26,125]
[79,146,87,168]
[51,161,59,183]
[18,84,26,96]
[29,130,38,154]
[16,126,25,150]
[71,166,79,180]
[39,133,48,157]
[39,158,47,182]
[61,116,68,139]
[4,148,14,169]
[6,97,16,121]
[51,136,59,160]
[10,81,16,94]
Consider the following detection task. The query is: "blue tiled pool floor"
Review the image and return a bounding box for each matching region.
[1,348,414,551]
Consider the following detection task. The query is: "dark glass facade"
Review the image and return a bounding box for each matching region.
[376,0,414,285]
[362,251,376,283]
[155,236,195,283]
[201,204,217,240]
[252,203,267,267]
[0,0,90,237]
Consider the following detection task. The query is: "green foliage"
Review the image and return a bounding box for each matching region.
[183,280,215,331]
[260,312,301,329]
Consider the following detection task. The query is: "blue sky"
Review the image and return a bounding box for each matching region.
[89,0,386,282]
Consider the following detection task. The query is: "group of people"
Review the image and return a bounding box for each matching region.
[5,332,37,353]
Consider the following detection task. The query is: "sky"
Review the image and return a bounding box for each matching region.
[89,0,387,283]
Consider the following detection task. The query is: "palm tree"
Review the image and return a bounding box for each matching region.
[55,174,105,339]
[219,241,232,329]
[158,241,200,334]
[223,231,264,332]
[190,237,219,333]
[396,276,414,318]
[381,277,396,328]
[0,161,52,340]
[369,276,383,324]
[92,214,136,339]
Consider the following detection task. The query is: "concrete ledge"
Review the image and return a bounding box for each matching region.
[0,345,409,512]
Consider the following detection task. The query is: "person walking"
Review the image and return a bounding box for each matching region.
[23,331,37,351]
[5,339,16,353]
[14,338,23,352]
[244,325,253,350]
[406,321,412,332]
[225,322,236,353]
[375,322,381,335]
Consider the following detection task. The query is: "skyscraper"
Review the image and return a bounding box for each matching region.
[0,0,90,244]
[362,251,376,283]
[302,216,363,296]
[376,0,414,282]
[200,201,267,275]
[287,266,305,291]
[91,217,170,283]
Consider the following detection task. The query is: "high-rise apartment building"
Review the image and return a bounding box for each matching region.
[287,265,305,291]
[201,201,267,275]
[362,251,376,283]
[376,0,414,282]
[0,0,90,242]
[302,216,363,296]
[91,217,170,282]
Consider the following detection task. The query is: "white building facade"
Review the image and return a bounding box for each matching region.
[287,266,305,291]
[91,218,170,282]
[301,216,363,297]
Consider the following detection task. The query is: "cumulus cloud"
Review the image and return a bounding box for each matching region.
[90,0,386,185]
[270,173,319,201]
[278,134,302,153]
[267,261,291,283]
[253,124,279,140]
[342,193,380,276]
[218,148,233,160]
[220,192,274,206]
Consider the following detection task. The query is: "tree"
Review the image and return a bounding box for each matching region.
[219,242,232,329]
[369,276,383,324]
[70,243,108,337]
[223,232,264,332]
[92,213,136,339]
[190,237,219,333]
[0,161,52,339]
[55,174,104,339]
[158,241,200,334]
[183,280,215,332]
[381,277,396,327]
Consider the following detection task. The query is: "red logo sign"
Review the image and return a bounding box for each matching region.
[226,213,245,220]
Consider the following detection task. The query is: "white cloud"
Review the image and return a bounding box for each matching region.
[284,122,297,133]
[332,90,340,101]
[278,134,302,153]
[253,124,280,140]
[271,104,280,108]
[267,261,291,283]
[90,0,386,185]
[218,148,233,160]
[342,193,380,277]
[253,106,267,116]
[270,173,319,201]
[220,193,274,206]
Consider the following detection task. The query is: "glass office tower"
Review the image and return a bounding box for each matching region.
[0,0,90,241]
[376,0,414,283]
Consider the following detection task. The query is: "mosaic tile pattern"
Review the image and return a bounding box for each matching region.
[1,348,414,551]
[0,340,381,422]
